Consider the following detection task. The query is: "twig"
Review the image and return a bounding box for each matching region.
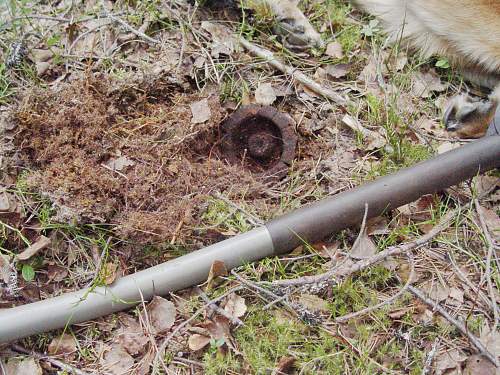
[152,286,243,374]
[475,199,500,329]
[194,286,244,326]
[238,37,352,107]
[335,251,415,323]
[421,338,440,375]
[101,4,159,45]
[408,285,499,367]
[10,344,91,375]
[270,209,456,287]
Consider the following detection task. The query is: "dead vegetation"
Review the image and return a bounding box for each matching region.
[0,0,498,374]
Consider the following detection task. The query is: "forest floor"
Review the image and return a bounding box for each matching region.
[0,0,499,374]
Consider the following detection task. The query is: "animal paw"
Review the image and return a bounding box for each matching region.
[443,90,499,138]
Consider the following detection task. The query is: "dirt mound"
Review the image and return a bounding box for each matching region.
[12,75,262,245]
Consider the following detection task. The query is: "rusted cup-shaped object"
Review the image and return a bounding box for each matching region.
[221,105,297,177]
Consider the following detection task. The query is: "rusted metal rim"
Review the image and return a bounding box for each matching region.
[220,104,297,177]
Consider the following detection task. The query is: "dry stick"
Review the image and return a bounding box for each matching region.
[10,344,91,375]
[408,285,499,367]
[335,251,415,323]
[237,37,352,108]
[194,286,244,326]
[421,338,440,375]
[152,286,243,374]
[448,252,495,315]
[474,199,500,329]
[101,4,160,45]
[271,209,457,287]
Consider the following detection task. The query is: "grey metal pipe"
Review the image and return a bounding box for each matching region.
[0,135,499,343]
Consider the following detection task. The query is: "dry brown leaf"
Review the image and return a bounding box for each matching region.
[190,98,212,124]
[421,281,450,302]
[206,260,228,289]
[437,141,460,154]
[0,191,11,211]
[4,358,42,375]
[36,61,51,76]
[48,334,77,358]
[201,21,237,58]
[105,156,135,172]
[102,262,118,285]
[47,264,68,282]
[448,287,464,304]
[414,116,447,138]
[188,334,211,351]
[435,348,467,375]
[480,322,500,357]
[325,41,343,59]
[255,83,276,105]
[325,63,350,79]
[463,355,497,375]
[146,296,176,334]
[17,236,51,261]
[411,70,448,98]
[224,293,247,319]
[100,345,135,375]
[274,356,296,374]
[203,315,231,341]
[114,316,148,355]
[477,206,500,241]
[351,229,377,259]
[342,114,386,151]
[297,294,330,313]
[367,216,390,235]
[0,253,11,284]
[473,176,500,197]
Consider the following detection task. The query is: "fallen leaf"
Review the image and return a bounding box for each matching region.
[105,156,135,172]
[325,63,350,79]
[203,315,232,341]
[325,41,343,59]
[437,142,460,154]
[146,296,176,334]
[100,345,135,375]
[201,21,237,58]
[0,191,11,211]
[448,287,464,304]
[473,176,500,197]
[274,356,296,374]
[255,83,276,106]
[188,334,211,351]
[480,322,500,357]
[477,206,500,241]
[463,355,496,375]
[367,216,390,235]
[434,348,467,375]
[411,70,448,98]
[36,61,51,76]
[414,116,447,138]
[190,98,212,124]
[114,318,148,356]
[4,358,42,375]
[47,264,68,282]
[421,281,450,302]
[101,262,118,285]
[297,294,330,313]
[206,260,228,290]
[351,229,377,259]
[17,236,51,261]
[342,114,386,151]
[0,253,12,284]
[224,293,247,319]
[48,334,77,358]
[386,51,407,72]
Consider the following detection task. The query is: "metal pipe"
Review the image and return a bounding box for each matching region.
[0,135,498,343]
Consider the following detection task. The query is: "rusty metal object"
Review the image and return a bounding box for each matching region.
[221,105,297,176]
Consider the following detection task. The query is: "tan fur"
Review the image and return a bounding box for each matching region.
[354,0,500,87]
